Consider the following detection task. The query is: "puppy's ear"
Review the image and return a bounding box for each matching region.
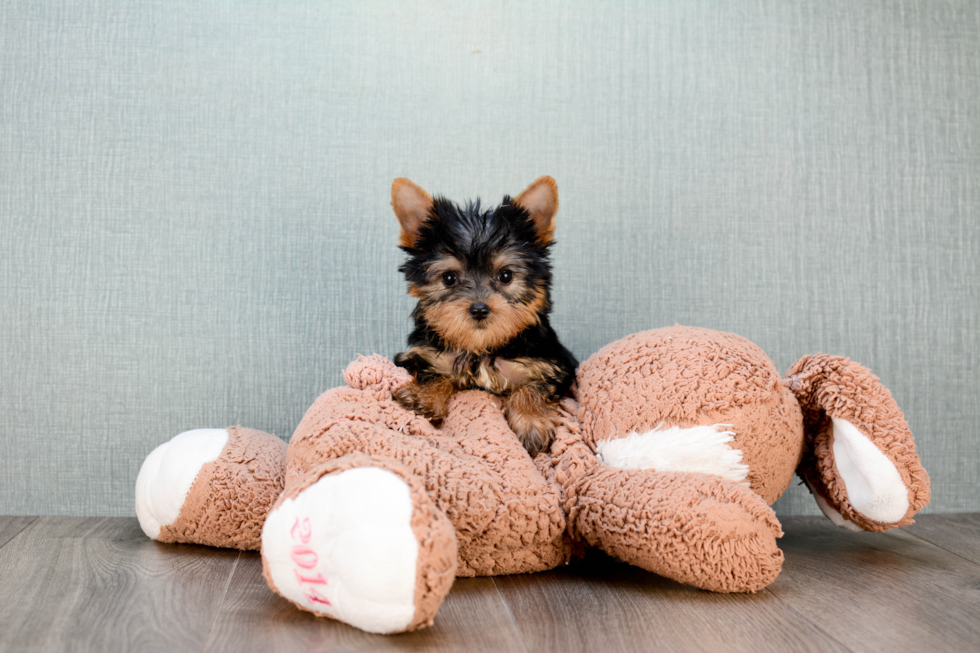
[391,178,434,248]
[512,176,559,245]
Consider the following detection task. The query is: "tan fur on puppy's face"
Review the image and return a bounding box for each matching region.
[414,255,548,355]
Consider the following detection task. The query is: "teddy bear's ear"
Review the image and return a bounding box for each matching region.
[785,354,930,531]
[512,176,559,246]
[391,178,434,249]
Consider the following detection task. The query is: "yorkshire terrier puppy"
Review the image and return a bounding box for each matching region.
[390,176,578,455]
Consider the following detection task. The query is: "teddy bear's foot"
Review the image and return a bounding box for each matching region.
[572,468,783,592]
[786,354,930,532]
[261,453,457,634]
[135,426,287,549]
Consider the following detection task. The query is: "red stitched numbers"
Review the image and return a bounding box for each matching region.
[290,517,331,606]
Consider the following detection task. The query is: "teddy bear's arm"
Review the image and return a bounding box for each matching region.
[542,397,782,593]
[571,466,783,592]
[135,426,287,550]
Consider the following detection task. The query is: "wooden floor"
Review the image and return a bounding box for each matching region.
[0,515,977,653]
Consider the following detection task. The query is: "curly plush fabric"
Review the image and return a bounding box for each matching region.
[288,355,569,576]
[137,325,931,633]
[569,468,784,592]
[574,326,805,504]
[286,346,790,592]
[260,453,458,631]
[786,354,931,531]
[158,426,287,550]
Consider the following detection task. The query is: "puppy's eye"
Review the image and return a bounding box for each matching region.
[497,269,513,285]
[441,271,458,287]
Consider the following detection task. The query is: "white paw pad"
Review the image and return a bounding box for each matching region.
[261,467,420,634]
[135,428,229,539]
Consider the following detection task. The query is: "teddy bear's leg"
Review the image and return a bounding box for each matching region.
[135,426,287,549]
[785,355,930,532]
[260,452,457,634]
[569,466,784,593]
[288,374,569,577]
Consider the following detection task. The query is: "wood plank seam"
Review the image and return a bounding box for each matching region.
[199,552,242,653]
[491,577,532,653]
[760,587,858,653]
[900,530,980,569]
[0,516,38,549]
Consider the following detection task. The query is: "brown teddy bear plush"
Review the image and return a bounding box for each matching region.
[135,326,930,634]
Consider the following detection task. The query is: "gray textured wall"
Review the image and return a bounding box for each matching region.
[1,1,977,517]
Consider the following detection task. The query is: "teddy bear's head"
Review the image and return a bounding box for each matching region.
[573,325,805,504]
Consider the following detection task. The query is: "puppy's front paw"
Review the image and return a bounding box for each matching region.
[504,389,559,455]
[508,414,557,456]
[392,380,453,423]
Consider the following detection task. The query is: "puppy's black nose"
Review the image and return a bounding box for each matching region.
[469,302,490,321]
